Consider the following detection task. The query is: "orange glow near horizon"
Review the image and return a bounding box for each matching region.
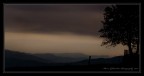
[4,32,126,56]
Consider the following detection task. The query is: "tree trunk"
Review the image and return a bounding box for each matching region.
[136,39,139,54]
[127,33,133,54]
[128,42,133,55]
[127,27,133,55]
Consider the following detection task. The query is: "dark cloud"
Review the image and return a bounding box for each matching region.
[4,4,109,36]
[4,4,107,12]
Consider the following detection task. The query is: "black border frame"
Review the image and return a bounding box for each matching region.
[1,0,142,75]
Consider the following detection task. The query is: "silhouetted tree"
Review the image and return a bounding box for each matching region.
[99,5,139,55]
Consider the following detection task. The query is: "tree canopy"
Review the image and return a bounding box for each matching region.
[99,5,139,54]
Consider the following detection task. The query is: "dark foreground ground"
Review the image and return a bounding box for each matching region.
[5,64,139,72]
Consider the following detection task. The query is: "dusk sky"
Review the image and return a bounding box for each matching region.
[4,4,127,56]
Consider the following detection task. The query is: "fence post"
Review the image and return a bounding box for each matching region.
[88,56,91,65]
[124,50,128,56]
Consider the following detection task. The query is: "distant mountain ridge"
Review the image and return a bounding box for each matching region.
[33,52,88,63]
[80,56,123,64]
[34,53,110,60]
[52,53,88,58]
[5,49,123,68]
[66,56,123,66]
[33,53,112,63]
[5,49,49,68]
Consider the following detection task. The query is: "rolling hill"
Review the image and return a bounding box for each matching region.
[5,49,50,68]
[5,49,123,69]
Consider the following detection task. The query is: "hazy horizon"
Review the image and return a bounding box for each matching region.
[4,4,127,56]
